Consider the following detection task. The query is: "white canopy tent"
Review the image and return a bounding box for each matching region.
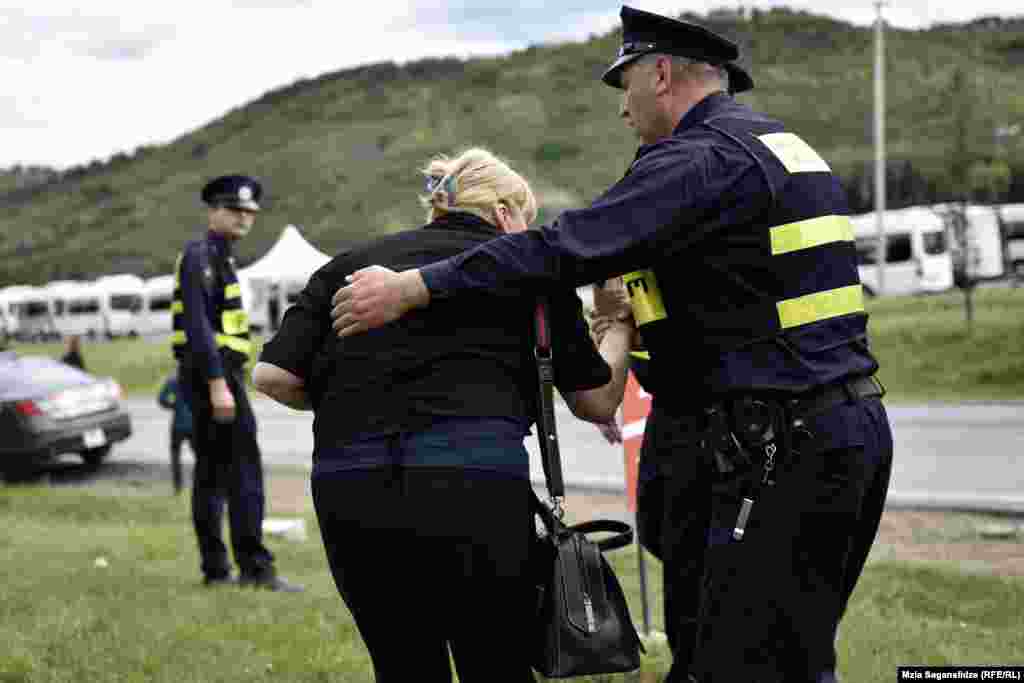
[238,225,331,331]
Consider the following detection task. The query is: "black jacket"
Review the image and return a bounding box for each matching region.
[259,212,610,448]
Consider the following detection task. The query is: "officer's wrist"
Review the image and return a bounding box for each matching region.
[400,269,430,311]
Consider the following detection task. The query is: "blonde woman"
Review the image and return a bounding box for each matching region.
[253,148,632,681]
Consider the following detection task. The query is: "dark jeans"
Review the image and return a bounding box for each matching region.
[690,397,893,683]
[181,363,274,579]
[311,420,536,682]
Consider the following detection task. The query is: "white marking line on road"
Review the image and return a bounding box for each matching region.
[887,490,1024,510]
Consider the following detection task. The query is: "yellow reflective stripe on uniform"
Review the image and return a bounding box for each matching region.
[776,284,864,329]
[623,270,667,325]
[758,133,831,174]
[215,334,253,356]
[170,330,186,346]
[225,283,242,299]
[171,301,183,314]
[174,254,183,287]
[629,351,651,361]
[770,215,854,256]
[221,309,249,335]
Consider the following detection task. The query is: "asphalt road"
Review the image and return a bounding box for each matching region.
[87,396,1024,513]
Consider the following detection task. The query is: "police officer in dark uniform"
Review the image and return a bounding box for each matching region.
[329,6,894,681]
[173,174,302,592]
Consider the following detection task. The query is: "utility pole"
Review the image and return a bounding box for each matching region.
[873,1,888,294]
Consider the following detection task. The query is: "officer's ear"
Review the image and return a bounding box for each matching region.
[493,201,511,233]
[653,54,674,95]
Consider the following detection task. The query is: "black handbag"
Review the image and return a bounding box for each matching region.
[529,299,644,679]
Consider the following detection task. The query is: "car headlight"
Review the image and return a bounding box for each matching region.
[100,377,123,402]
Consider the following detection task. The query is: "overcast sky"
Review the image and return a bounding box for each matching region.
[3,0,1021,170]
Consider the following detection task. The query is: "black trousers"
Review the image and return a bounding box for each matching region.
[642,397,893,683]
[312,466,537,683]
[169,429,191,493]
[693,397,892,683]
[180,362,274,579]
[637,405,711,680]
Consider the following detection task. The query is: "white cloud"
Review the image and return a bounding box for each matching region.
[0,0,1021,169]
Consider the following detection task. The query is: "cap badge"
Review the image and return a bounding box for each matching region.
[238,186,253,202]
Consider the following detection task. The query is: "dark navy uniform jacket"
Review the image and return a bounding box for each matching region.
[174,232,238,381]
[421,92,877,403]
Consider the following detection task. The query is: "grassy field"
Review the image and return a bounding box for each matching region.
[866,286,1024,401]
[1,476,1021,682]
[8,286,1024,402]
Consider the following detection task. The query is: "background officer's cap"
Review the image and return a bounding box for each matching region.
[201,174,262,212]
[602,5,754,94]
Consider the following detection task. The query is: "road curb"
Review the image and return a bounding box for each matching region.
[533,475,1024,518]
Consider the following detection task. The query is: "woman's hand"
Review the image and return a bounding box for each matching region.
[590,314,634,347]
[592,278,631,322]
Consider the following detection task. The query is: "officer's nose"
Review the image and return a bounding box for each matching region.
[620,97,629,121]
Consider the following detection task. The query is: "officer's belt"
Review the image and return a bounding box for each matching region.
[783,375,884,421]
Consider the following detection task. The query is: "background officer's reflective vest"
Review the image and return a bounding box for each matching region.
[171,242,253,366]
[624,113,868,395]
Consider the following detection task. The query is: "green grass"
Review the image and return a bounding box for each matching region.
[866,287,1024,401]
[1,479,1022,682]
[9,287,1024,402]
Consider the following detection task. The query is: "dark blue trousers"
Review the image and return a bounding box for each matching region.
[691,397,893,683]
[637,405,711,679]
[181,363,274,579]
[641,397,893,683]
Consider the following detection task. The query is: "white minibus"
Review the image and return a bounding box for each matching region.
[850,206,954,296]
[96,274,145,337]
[142,275,175,336]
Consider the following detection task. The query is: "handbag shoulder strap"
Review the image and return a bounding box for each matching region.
[533,299,564,501]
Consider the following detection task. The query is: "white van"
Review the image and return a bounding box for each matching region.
[932,203,1006,281]
[850,206,954,296]
[62,282,105,338]
[142,275,175,336]
[0,285,35,340]
[44,281,81,339]
[95,274,145,338]
[18,286,58,341]
[1000,203,1024,280]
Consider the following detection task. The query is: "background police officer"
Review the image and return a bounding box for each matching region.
[327,6,894,681]
[173,174,302,592]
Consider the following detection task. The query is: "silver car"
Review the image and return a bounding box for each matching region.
[0,351,131,474]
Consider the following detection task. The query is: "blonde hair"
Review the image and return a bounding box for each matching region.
[421,148,538,226]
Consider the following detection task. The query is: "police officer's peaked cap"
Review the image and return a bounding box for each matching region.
[602,5,754,94]
[201,174,263,212]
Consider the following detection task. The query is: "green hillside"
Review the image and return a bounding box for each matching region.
[2,7,1024,285]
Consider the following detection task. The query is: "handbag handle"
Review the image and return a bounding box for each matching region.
[568,519,634,552]
[532,490,634,552]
